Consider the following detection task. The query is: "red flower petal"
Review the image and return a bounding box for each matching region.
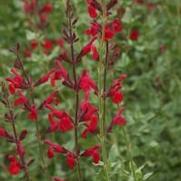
[129,29,139,41]
[88,5,97,18]
[66,153,76,169]
[8,157,21,175]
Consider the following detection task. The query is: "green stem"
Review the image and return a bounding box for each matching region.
[122,127,137,180]
[17,53,48,178]
[98,2,110,181]
[67,1,82,180]
[6,97,30,181]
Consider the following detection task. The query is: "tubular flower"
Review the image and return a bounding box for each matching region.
[6,68,25,94]
[0,127,7,138]
[40,3,53,14]
[104,19,123,41]
[50,61,69,87]
[34,70,54,86]
[81,145,100,164]
[58,112,74,132]
[80,99,98,138]
[27,105,38,121]
[86,0,98,18]
[8,156,21,176]
[108,74,127,104]
[45,139,66,159]
[42,91,60,108]
[80,100,98,121]
[66,152,76,169]
[46,105,74,132]
[108,109,126,132]
[84,22,101,37]
[14,92,28,106]
[42,39,54,54]
[81,114,98,138]
[47,113,58,132]
[129,29,139,41]
[30,39,38,50]
[79,70,97,98]
[91,45,99,61]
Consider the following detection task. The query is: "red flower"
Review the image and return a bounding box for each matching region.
[81,114,98,138]
[108,109,126,132]
[91,45,99,61]
[42,39,53,54]
[46,105,63,118]
[34,70,53,86]
[80,100,97,121]
[108,74,127,104]
[31,39,38,50]
[81,43,92,56]
[27,105,38,121]
[88,5,97,18]
[85,22,100,37]
[129,29,139,41]
[48,113,58,132]
[112,19,123,33]
[45,139,65,159]
[58,113,74,132]
[66,152,76,169]
[79,70,97,98]
[0,127,7,138]
[8,156,21,175]
[42,91,59,107]
[50,65,68,87]
[111,91,123,104]
[46,106,74,132]
[80,37,96,57]
[81,42,99,60]
[14,92,28,106]
[48,147,54,159]
[23,0,37,14]
[104,19,122,41]
[104,25,114,40]
[82,145,100,164]
[80,99,98,138]
[6,68,24,94]
[40,3,53,14]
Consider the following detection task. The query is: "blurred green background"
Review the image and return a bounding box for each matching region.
[0,0,181,180]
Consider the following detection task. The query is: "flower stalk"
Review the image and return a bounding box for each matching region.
[98,2,110,181]
[15,47,47,176]
[3,84,30,181]
[66,0,82,180]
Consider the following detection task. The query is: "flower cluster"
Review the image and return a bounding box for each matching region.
[0,81,30,177]
[0,0,135,180]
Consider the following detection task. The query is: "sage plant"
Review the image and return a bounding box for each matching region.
[0,0,142,180]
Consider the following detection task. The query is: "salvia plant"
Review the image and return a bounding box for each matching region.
[0,0,157,181]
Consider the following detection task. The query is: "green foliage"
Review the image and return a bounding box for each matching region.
[0,0,181,180]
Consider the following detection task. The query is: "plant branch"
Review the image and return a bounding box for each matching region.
[67,1,82,180]
[98,2,110,181]
[6,95,30,181]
